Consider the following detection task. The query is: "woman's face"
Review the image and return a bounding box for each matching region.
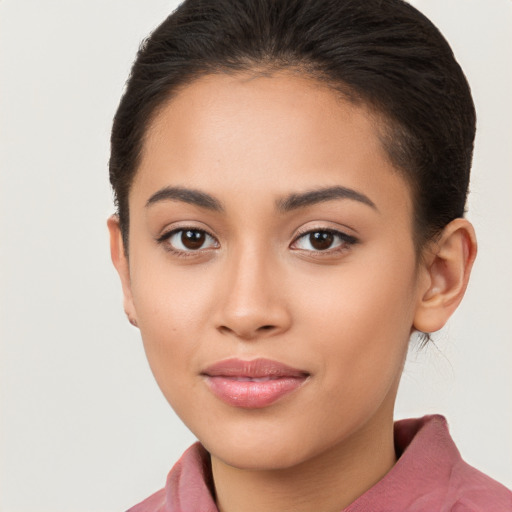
[116,72,427,470]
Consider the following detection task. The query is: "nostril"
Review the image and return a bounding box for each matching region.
[216,323,282,339]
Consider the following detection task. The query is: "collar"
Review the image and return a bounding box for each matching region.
[131,414,510,511]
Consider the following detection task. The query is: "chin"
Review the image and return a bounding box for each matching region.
[210,443,308,471]
[198,423,321,472]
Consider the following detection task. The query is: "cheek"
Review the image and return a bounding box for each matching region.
[128,257,216,386]
[294,253,417,386]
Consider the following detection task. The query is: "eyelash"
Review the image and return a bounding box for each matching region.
[156,227,358,258]
[290,228,358,256]
[156,227,219,258]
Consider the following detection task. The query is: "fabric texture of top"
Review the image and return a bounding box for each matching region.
[126,414,512,512]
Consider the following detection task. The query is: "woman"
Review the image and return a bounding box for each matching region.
[107,0,512,510]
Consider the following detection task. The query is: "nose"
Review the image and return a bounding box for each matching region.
[214,246,292,341]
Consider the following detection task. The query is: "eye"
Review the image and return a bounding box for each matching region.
[291,229,357,252]
[159,228,218,253]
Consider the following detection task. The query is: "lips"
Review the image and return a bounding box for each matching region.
[201,358,309,409]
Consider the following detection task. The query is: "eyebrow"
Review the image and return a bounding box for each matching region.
[145,184,376,213]
[276,186,377,212]
[145,186,224,212]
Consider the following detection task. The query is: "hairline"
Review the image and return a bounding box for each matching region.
[120,64,433,258]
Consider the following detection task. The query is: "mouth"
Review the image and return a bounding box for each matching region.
[201,358,310,409]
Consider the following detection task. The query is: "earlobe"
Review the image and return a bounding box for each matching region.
[413,218,477,334]
[107,215,139,328]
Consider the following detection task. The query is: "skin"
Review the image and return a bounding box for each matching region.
[109,72,477,512]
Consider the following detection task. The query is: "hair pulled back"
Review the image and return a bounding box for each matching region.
[109,0,476,251]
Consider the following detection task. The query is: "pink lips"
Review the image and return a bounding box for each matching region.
[201,358,309,409]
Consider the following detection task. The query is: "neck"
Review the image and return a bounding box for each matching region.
[211,408,397,512]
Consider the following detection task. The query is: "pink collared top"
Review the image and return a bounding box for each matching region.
[127,415,512,512]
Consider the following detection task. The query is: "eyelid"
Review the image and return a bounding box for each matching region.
[154,222,358,258]
[156,221,217,242]
[293,223,358,241]
[156,225,220,256]
[290,226,359,253]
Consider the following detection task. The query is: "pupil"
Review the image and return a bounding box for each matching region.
[310,231,333,250]
[182,230,205,249]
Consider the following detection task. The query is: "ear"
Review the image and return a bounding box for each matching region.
[413,218,477,334]
[107,215,138,328]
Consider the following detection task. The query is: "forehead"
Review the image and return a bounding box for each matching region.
[133,71,412,220]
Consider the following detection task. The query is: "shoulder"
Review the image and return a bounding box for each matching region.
[401,415,512,512]
[445,457,512,512]
[344,415,512,512]
[401,415,512,511]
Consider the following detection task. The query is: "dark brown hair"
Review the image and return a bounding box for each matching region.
[109,0,476,252]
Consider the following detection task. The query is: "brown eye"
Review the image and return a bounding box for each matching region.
[181,230,206,249]
[164,228,218,252]
[309,231,334,250]
[291,229,358,253]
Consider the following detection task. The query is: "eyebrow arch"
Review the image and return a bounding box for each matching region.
[276,186,377,212]
[145,186,224,212]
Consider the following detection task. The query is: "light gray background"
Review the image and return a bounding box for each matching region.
[1,1,511,510]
